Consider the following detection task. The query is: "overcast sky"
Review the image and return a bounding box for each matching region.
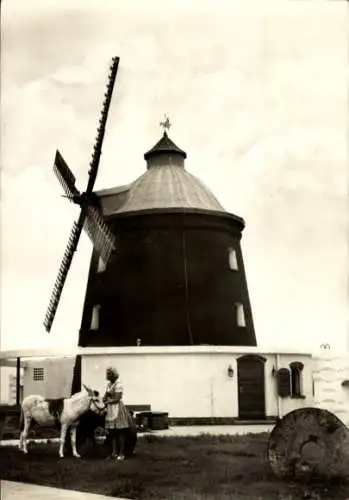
[1,0,348,352]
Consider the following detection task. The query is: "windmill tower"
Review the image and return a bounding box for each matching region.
[78,124,256,348]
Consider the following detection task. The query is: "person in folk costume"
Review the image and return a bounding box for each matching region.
[103,367,130,460]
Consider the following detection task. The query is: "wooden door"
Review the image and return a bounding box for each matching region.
[237,355,266,420]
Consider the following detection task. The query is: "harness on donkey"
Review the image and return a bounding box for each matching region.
[45,398,64,428]
[45,394,103,429]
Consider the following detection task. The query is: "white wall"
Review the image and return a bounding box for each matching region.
[81,347,313,419]
[1,367,14,404]
[312,353,349,426]
[0,367,24,404]
[83,352,229,417]
[1,367,12,403]
[23,357,75,399]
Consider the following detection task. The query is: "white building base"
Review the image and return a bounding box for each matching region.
[80,346,314,422]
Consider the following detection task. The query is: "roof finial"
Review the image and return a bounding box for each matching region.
[160,114,171,135]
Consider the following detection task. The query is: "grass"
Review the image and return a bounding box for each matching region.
[1,433,348,499]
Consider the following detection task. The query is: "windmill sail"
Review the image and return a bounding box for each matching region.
[84,205,116,264]
[43,222,82,332]
[44,57,120,333]
[53,151,80,202]
[85,56,119,195]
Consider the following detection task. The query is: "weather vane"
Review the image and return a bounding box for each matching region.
[160,114,171,133]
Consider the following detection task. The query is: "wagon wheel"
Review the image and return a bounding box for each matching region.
[61,411,104,456]
[65,410,138,459]
[267,407,349,482]
[94,426,105,443]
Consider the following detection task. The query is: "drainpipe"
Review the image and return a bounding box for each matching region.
[209,355,214,421]
[275,353,282,419]
[210,378,214,421]
[16,357,21,405]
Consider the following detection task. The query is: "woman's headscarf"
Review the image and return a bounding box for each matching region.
[106,367,119,379]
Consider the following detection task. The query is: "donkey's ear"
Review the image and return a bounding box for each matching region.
[93,390,99,397]
[83,383,92,394]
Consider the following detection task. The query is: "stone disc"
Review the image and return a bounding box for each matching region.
[267,407,349,481]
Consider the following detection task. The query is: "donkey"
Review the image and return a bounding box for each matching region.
[19,384,106,458]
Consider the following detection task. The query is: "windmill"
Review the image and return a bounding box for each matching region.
[43,57,120,333]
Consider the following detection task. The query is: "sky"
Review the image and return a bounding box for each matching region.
[1,0,348,353]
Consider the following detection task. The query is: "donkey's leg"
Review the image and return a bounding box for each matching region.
[19,426,23,451]
[18,412,23,451]
[19,431,24,451]
[20,417,31,454]
[70,425,81,458]
[59,423,68,458]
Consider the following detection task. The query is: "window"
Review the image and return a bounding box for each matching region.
[90,305,101,330]
[228,248,238,271]
[289,361,304,397]
[33,368,44,381]
[235,303,246,327]
[97,258,106,273]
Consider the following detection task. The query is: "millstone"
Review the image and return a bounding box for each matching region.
[267,407,349,481]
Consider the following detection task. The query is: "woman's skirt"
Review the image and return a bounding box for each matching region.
[105,401,131,430]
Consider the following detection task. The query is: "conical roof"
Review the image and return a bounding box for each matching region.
[113,165,225,213]
[98,131,227,217]
[144,131,187,160]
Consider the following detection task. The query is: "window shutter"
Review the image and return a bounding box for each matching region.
[277,368,291,398]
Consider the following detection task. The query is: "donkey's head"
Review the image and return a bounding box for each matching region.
[82,384,106,415]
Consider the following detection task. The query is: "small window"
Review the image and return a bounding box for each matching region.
[228,248,238,270]
[235,302,246,327]
[90,305,101,330]
[97,258,106,273]
[289,361,304,397]
[33,368,44,381]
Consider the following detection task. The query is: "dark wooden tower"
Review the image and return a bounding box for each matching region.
[78,128,257,347]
